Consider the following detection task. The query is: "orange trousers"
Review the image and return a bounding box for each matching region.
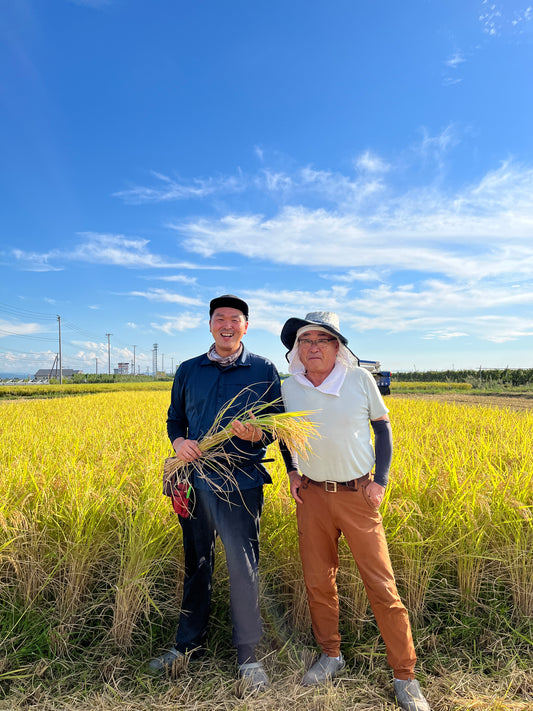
[296,477,416,680]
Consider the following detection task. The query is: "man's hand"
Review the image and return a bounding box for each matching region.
[173,437,202,462]
[230,413,264,443]
[366,480,385,507]
[288,470,303,504]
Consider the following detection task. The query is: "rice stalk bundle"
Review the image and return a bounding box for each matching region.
[163,392,318,492]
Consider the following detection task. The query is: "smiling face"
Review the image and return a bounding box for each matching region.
[209,307,248,356]
[298,328,339,383]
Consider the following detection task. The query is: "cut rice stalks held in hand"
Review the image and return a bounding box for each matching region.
[163,391,318,494]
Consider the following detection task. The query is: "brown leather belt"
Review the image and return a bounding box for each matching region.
[301,472,371,492]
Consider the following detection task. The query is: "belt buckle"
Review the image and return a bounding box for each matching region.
[324,480,337,493]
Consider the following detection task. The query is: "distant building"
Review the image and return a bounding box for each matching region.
[115,362,129,375]
[34,368,83,381]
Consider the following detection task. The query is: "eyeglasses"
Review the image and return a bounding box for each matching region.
[298,337,337,349]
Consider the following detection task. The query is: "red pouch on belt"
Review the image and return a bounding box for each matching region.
[170,482,191,518]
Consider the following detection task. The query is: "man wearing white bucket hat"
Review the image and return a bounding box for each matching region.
[280,312,430,711]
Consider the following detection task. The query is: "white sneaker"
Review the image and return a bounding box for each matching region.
[146,647,184,674]
[394,679,431,711]
[302,653,345,686]
[238,661,270,692]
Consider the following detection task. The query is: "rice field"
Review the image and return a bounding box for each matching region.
[0,389,532,710]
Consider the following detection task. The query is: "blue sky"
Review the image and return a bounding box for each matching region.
[1,0,533,376]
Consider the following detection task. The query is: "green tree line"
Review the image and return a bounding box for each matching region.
[393,368,533,387]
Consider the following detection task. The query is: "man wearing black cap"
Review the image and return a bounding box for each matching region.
[279,312,430,711]
[148,295,282,691]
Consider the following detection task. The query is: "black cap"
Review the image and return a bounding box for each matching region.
[209,294,249,320]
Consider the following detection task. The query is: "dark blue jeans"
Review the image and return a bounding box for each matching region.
[174,486,264,655]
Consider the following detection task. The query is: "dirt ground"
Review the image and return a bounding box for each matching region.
[390,391,533,412]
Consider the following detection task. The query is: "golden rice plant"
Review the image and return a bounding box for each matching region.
[385,397,533,617]
[163,389,319,496]
[0,391,181,655]
[0,386,532,667]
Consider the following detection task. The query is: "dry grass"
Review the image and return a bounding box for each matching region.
[1,656,532,710]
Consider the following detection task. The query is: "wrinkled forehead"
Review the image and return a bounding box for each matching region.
[297,326,337,340]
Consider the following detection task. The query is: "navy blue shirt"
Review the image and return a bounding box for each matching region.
[167,345,283,491]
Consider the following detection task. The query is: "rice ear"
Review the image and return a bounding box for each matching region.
[163,389,319,489]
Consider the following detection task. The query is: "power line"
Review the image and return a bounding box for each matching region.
[0,302,57,321]
[0,329,56,342]
[0,301,173,372]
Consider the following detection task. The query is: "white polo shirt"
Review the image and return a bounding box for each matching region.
[282,366,388,482]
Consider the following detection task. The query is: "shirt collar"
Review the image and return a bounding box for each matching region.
[201,344,251,367]
[293,361,348,396]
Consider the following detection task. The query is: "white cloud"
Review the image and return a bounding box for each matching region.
[415,125,459,167]
[127,289,203,306]
[236,286,351,336]
[355,150,390,174]
[229,275,533,347]
[151,313,204,334]
[443,76,463,86]
[10,233,230,272]
[261,169,293,192]
[479,1,532,35]
[353,290,533,344]
[72,233,167,267]
[153,274,198,285]
[120,162,386,212]
[114,171,246,204]
[0,349,58,371]
[480,1,503,35]
[298,166,385,207]
[325,269,384,283]
[422,330,469,340]
[171,160,533,283]
[477,315,533,342]
[512,6,532,27]
[445,51,466,68]
[11,249,64,272]
[349,280,533,324]
[443,52,466,85]
[0,320,44,337]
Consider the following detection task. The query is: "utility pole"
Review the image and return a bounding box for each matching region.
[132,345,137,377]
[162,353,165,375]
[152,343,159,378]
[106,333,112,375]
[49,354,58,382]
[57,315,63,384]
[95,357,98,375]
[171,357,174,374]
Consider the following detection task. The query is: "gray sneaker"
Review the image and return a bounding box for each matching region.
[146,647,185,675]
[238,661,270,692]
[302,653,345,686]
[394,679,431,711]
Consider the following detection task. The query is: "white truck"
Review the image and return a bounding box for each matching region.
[359,359,391,396]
